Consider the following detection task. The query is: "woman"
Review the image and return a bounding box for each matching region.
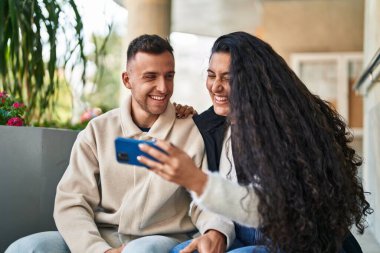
[138,32,371,253]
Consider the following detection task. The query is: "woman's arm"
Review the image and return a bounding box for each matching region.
[193,172,260,227]
[138,140,260,227]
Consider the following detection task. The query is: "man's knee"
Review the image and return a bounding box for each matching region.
[5,231,68,253]
[123,235,179,253]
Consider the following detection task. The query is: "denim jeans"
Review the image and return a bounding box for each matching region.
[5,231,181,253]
[5,231,70,253]
[170,224,268,253]
[170,240,268,253]
[170,223,348,253]
[234,224,263,246]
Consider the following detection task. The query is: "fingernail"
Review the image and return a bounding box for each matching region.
[137,156,141,160]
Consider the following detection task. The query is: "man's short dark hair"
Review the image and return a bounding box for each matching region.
[127,34,173,63]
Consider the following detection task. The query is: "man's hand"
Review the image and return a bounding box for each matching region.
[180,230,226,253]
[105,244,125,253]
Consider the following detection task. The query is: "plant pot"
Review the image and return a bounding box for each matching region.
[0,126,79,251]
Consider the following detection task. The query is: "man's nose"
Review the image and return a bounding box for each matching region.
[156,77,168,93]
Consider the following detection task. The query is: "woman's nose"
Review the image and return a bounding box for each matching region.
[211,79,223,93]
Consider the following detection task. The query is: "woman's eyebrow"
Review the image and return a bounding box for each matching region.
[207,69,229,75]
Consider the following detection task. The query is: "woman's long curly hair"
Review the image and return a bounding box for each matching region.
[211,32,372,253]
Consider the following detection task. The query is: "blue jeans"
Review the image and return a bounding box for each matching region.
[234,224,264,246]
[170,225,268,253]
[170,224,348,253]
[6,231,181,253]
[170,240,268,253]
[5,232,70,253]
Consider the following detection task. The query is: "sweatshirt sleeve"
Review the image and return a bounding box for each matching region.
[53,129,112,253]
[189,154,236,248]
[191,172,260,228]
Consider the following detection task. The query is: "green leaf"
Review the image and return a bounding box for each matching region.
[0,0,89,124]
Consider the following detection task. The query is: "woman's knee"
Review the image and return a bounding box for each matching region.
[228,246,268,253]
[170,239,193,253]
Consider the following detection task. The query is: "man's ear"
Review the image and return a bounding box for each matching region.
[122,71,132,89]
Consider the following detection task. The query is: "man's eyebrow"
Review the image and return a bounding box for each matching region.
[142,71,158,75]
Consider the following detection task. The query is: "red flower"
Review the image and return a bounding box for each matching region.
[80,108,102,123]
[12,102,24,108]
[7,117,23,126]
[0,91,7,98]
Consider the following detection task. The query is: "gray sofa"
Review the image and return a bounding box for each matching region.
[0,126,79,252]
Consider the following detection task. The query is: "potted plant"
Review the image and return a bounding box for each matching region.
[0,0,87,124]
[0,91,26,126]
[0,1,87,250]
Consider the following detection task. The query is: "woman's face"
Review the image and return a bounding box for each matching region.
[206,52,231,116]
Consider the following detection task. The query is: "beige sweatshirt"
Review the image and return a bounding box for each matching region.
[54,94,235,253]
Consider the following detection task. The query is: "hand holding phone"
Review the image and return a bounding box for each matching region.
[115,137,165,168]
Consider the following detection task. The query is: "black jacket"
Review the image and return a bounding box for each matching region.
[193,106,362,253]
[193,106,227,172]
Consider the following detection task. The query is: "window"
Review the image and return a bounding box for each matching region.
[291,52,363,154]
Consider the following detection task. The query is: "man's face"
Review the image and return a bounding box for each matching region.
[122,51,175,123]
[206,52,231,116]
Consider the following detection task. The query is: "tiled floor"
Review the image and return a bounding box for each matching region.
[353,229,380,253]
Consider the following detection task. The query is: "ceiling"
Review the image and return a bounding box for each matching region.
[113,0,262,37]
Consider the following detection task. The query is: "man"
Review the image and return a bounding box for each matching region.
[5,35,234,253]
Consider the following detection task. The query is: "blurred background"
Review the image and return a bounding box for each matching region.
[1,0,379,251]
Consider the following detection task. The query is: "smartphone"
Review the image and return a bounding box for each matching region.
[114,137,165,168]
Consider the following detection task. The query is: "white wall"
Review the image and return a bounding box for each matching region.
[362,0,380,244]
[170,32,216,112]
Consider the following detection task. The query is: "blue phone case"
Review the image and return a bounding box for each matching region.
[114,137,164,168]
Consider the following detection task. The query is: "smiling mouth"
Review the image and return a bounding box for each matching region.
[149,95,166,101]
[214,96,228,103]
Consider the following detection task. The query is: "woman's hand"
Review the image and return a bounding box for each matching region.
[173,102,197,119]
[138,139,208,195]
